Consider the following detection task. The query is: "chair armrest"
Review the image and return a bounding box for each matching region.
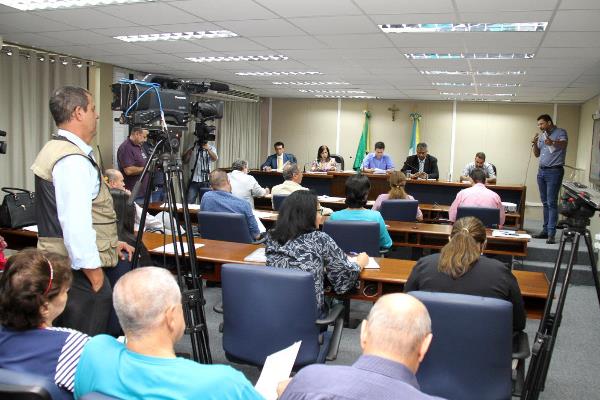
[379,248,389,258]
[213,302,223,314]
[315,303,344,326]
[512,331,530,360]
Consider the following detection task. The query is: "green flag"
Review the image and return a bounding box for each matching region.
[353,111,371,170]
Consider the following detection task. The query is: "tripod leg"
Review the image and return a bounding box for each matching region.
[583,231,600,308]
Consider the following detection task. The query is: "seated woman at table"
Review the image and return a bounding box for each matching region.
[404,216,526,331]
[329,174,393,249]
[310,145,338,172]
[372,171,423,221]
[265,190,368,314]
[0,249,89,397]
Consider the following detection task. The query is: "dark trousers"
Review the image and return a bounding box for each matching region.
[537,167,564,236]
[187,181,210,204]
[54,269,112,336]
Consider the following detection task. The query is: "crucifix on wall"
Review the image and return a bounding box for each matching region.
[388,104,400,121]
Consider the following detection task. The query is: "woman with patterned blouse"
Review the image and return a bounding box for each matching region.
[266,190,368,312]
[310,145,338,172]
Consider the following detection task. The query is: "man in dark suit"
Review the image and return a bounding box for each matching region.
[401,142,439,180]
[261,141,297,171]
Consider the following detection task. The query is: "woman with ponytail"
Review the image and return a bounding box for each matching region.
[372,171,423,221]
[0,249,89,397]
[404,217,526,331]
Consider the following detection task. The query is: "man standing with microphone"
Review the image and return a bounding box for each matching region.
[532,114,568,244]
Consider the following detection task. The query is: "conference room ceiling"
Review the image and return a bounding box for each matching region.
[1,0,600,103]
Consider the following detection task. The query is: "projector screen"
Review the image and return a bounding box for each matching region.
[589,116,600,186]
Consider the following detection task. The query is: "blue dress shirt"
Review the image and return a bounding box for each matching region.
[362,153,395,170]
[200,190,261,238]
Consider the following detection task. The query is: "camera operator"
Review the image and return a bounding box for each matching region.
[183,139,218,204]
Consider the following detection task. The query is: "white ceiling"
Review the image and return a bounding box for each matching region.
[1,0,600,103]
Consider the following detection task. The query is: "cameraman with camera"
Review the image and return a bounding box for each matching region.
[184,139,218,204]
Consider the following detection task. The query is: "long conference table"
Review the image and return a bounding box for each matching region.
[247,170,526,229]
[0,228,548,319]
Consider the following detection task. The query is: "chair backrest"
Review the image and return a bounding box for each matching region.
[198,187,212,203]
[380,199,419,222]
[490,163,497,176]
[456,206,500,228]
[80,393,121,400]
[0,368,65,400]
[272,194,288,211]
[322,220,380,256]
[408,291,513,400]
[198,211,253,243]
[331,154,344,170]
[221,264,321,368]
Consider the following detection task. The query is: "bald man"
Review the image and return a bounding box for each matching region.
[279,293,445,400]
[74,267,262,399]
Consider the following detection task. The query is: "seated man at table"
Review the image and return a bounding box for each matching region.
[228,159,269,209]
[272,164,333,215]
[448,168,505,226]
[279,293,443,400]
[261,141,297,172]
[460,152,496,184]
[401,142,439,180]
[74,267,263,399]
[362,141,395,173]
[201,169,262,240]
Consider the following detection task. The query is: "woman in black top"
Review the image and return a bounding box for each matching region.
[266,190,368,312]
[405,216,526,331]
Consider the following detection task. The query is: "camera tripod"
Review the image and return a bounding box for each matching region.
[521,215,600,399]
[131,137,212,364]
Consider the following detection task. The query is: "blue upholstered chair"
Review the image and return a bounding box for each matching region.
[408,291,529,400]
[197,211,254,244]
[456,206,500,228]
[197,187,212,203]
[380,199,419,222]
[220,264,344,369]
[322,220,380,256]
[0,368,68,400]
[272,194,288,211]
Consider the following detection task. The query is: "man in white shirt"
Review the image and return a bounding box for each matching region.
[272,164,333,215]
[228,159,269,209]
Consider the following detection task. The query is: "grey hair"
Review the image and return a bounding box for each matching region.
[416,142,428,151]
[231,159,248,171]
[282,163,300,181]
[104,168,121,183]
[49,86,91,126]
[113,267,181,339]
[209,169,229,189]
[365,293,431,358]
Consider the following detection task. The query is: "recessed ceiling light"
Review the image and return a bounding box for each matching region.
[432,82,520,87]
[272,81,350,86]
[440,92,515,97]
[407,53,534,60]
[298,89,366,94]
[421,70,526,75]
[235,71,322,76]
[432,82,471,86]
[315,95,377,99]
[114,31,237,42]
[379,22,547,33]
[0,0,152,10]
[185,55,288,63]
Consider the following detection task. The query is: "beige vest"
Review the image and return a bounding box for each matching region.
[31,139,119,267]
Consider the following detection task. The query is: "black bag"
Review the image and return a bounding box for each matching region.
[0,187,37,228]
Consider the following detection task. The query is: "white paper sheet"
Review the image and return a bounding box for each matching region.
[492,230,531,239]
[244,247,267,263]
[159,203,200,210]
[22,225,38,232]
[349,256,380,269]
[152,242,204,254]
[255,341,301,400]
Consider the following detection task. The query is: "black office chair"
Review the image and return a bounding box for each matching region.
[456,206,500,228]
[0,368,67,400]
[380,199,419,222]
[322,220,380,256]
[409,291,529,400]
[272,194,288,211]
[220,264,345,369]
[198,211,254,244]
[330,154,345,170]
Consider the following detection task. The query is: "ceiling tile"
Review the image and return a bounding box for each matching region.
[196,37,268,52]
[454,0,558,12]
[101,2,203,25]
[249,36,329,50]
[0,12,78,32]
[289,16,381,35]
[354,0,455,14]
[33,9,132,29]
[254,0,363,17]
[216,18,306,37]
[550,10,600,31]
[39,30,116,45]
[172,0,277,21]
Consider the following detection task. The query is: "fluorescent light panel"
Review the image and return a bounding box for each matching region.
[114,31,237,42]
[272,81,350,85]
[441,92,515,97]
[315,95,376,99]
[0,0,151,10]
[406,53,534,60]
[298,89,366,94]
[379,22,547,33]
[186,55,288,63]
[236,71,322,76]
[433,82,520,87]
[421,70,526,76]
